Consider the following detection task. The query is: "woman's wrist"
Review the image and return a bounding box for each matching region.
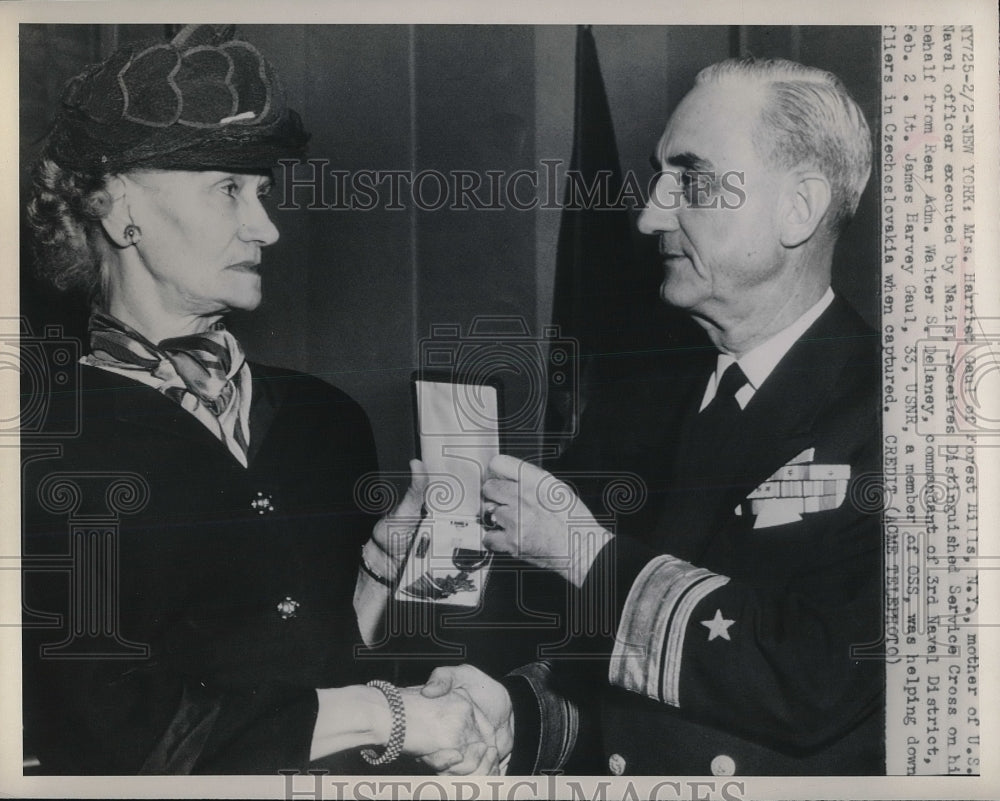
[361,538,402,587]
[309,685,393,761]
[360,681,407,765]
[363,684,393,746]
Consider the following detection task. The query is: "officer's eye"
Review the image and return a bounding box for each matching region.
[681,171,716,206]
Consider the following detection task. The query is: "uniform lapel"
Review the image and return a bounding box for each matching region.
[728,296,863,496]
[654,297,868,556]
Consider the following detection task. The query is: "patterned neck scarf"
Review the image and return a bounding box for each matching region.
[87,311,250,462]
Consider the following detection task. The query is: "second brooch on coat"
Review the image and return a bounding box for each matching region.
[251,491,274,514]
[276,596,300,620]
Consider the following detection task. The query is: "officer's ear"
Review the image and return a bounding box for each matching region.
[779,170,832,248]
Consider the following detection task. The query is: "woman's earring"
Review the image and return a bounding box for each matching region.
[123,224,141,245]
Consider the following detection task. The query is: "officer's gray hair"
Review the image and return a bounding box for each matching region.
[696,57,872,234]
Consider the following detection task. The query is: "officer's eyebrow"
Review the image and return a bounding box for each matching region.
[666,152,715,172]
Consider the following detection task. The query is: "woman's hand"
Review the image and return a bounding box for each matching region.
[355,460,428,644]
[369,459,428,578]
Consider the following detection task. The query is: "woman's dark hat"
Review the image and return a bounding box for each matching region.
[44,24,309,174]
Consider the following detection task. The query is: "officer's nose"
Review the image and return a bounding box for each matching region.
[638,170,682,235]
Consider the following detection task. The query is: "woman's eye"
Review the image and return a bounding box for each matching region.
[221,181,239,197]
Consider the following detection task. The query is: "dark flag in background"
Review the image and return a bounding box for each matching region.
[546,26,702,444]
[546,25,645,440]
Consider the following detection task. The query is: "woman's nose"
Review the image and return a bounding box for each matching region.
[240,197,280,246]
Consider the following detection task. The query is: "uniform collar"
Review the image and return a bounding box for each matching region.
[700,287,835,411]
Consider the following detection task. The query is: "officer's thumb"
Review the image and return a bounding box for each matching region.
[420,668,453,698]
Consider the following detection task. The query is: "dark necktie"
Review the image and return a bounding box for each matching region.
[674,361,750,469]
[663,362,750,544]
[700,362,749,424]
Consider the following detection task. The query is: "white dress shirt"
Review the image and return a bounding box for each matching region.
[699,288,835,412]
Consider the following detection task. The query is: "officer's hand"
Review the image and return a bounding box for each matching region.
[481,455,612,587]
[399,684,496,773]
[420,664,513,772]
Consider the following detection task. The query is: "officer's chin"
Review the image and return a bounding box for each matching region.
[659,274,699,309]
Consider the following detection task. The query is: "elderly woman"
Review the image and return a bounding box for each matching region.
[22,25,499,775]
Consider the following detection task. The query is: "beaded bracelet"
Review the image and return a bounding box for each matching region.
[360,542,396,588]
[361,680,406,765]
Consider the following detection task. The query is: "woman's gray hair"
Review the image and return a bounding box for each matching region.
[696,57,873,234]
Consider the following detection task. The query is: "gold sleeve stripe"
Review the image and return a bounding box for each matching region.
[658,572,730,705]
[609,555,730,706]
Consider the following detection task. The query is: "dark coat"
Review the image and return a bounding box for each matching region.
[22,362,383,774]
[503,295,885,776]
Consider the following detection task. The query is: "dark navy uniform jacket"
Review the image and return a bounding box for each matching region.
[503,295,885,776]
[23,363,383,774]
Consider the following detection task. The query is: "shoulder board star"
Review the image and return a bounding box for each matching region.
[701,608,735,641]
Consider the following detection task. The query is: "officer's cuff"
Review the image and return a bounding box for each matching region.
[609,555,730,707]
[575,533,657,649]
[501,662,578,775]
[566,528,614,588]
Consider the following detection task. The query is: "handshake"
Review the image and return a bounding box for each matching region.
[356,454,609,774]
[398,665,514,775]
